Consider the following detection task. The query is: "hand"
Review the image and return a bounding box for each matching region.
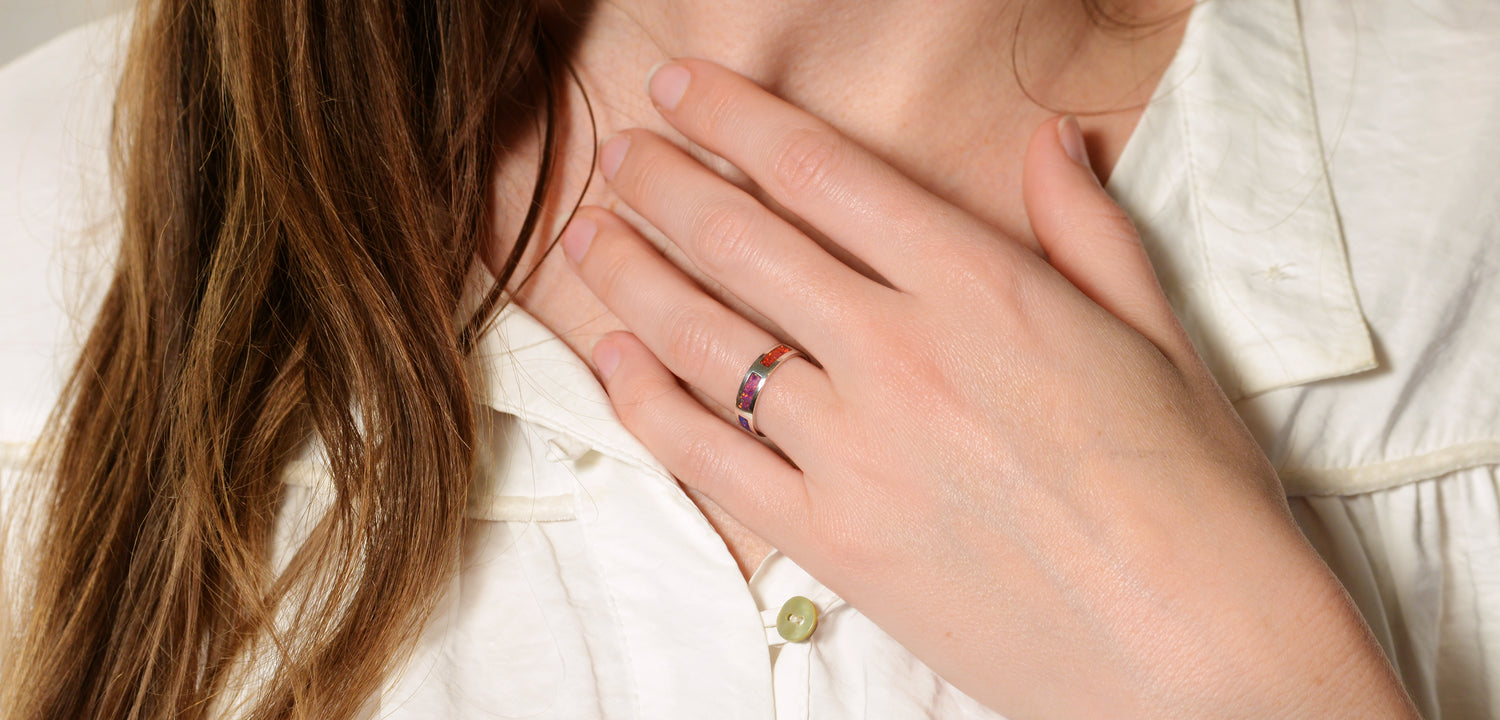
[558,59,1416,719]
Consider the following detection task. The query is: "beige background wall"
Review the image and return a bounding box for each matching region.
[1,0,123,68]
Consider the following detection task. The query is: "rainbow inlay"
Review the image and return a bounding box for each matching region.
[736,344,801,436]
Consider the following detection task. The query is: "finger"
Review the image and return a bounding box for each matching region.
[644,59,1009,291]
[1022,116,1196,361]
[593,331,811,541]
[599,128,889,352]
[563,207,838,442]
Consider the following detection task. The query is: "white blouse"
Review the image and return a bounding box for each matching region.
[3,1,1498,718]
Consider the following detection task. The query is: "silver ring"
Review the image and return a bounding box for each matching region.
[734,343,803,437]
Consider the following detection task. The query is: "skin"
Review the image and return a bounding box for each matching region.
[486,1,1422,717]
[495,0,1192,578]
[560,61,1418,719]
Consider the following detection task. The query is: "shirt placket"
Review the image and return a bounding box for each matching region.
[752,554,845,719]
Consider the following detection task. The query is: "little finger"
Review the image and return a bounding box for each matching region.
[593,331,812,546]
[563,207,838,443]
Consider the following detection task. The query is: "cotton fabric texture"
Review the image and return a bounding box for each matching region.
[2,1,1498,718]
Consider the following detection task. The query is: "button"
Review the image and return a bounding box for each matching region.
[776,596,818,643]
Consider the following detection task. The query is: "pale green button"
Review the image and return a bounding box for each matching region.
[776,596,819,643]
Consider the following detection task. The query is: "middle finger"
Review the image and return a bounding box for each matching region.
[600,128,890,359]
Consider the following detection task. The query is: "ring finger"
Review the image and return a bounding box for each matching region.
[562,207,837,443]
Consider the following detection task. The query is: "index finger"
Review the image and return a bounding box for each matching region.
[646,59,1025,292]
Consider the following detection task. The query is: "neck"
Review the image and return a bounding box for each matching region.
[493,0,1192,351]
[497,0,1188,266]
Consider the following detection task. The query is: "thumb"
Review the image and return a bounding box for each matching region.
[1023,115,1189,359]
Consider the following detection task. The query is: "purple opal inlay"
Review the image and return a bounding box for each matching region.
[736,373,764,412]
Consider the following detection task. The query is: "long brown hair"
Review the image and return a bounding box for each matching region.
[1,1,568,717]
[0,1,1180,717]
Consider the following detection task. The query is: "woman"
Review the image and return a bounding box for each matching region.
[1,0,1495,717]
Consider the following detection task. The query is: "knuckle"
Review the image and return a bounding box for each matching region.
[772,127,842,196]
[660,302,723,383]
[841,307,905,349]
[863,340,941,390]
[1062,205,1140,247]
[611,364,668,422]
[589,244,637,304]
[695,83,745,141]
[622,144,672,200]
[940,245,1028,307]
[814,510,884,575]
[843,318,922,374]
[799,281,864,329]
[691,201,758,276]
[675,428,731,489]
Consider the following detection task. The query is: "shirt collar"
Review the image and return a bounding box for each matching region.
[1107,0,1377,400]
[463,269,668,477]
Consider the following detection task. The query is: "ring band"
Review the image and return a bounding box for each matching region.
[735,343,803,437]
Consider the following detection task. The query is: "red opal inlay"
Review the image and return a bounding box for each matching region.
[760,344,794,368]
[737,345,800,433]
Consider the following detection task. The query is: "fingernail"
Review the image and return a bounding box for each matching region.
[648,63,690,111]
[560,217,597,264]
[1058,116,1093,171]
[593,340,621,381]
[599,134,631,181]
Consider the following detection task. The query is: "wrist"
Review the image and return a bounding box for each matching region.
[1152,515,1419,719]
